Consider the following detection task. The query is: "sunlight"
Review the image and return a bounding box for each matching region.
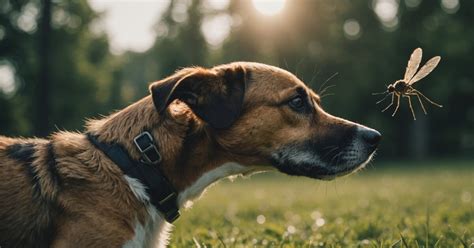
[0,61,16,96]
[252,0,286,16]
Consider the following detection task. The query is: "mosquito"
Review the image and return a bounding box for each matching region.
[373,48,443,120]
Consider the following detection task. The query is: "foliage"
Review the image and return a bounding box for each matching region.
[217,0,474,159]
[0,0,473,159]
[171,161,474,247]
[119,0,474,159]
[0,0,119,135]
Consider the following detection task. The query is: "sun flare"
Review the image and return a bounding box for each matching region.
[252,0,286,16]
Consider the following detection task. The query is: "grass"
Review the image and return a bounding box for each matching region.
[170,160,474,247]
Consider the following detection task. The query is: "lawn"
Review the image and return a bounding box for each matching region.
[170,160,473,247]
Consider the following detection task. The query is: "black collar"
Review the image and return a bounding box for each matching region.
[87,132,180,223]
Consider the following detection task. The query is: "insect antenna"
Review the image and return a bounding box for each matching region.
[372,91,388,95]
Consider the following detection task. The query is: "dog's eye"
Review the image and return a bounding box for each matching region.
[288,96,306,111]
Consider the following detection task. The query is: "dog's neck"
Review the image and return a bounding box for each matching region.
[86,96,253,203]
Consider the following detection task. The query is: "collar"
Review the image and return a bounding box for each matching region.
[86,131,180,223]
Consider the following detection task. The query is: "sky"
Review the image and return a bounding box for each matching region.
[87,0,298,54]
[87,0,233,54]
[88,0,170,54]
[86,0,459,54]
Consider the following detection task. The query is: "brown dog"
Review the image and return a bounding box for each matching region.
[0,62,380,247]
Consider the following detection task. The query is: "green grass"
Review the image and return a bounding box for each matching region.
[170,160,474,247]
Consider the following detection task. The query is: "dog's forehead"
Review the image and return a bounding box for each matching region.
[226,62,308,91]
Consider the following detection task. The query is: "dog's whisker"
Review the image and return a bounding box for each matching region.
[283,58,289,71]
[294,57,305,79]
[322,146,340,160]
[319,84,337,96]
[309,64,320,86]
[318,72,339,93]
[320,93,335,99]
[335,151,343,168]
[321,145,338,151]
[329,151,344,167]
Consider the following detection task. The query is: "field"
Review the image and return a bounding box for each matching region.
[170,160,473,247]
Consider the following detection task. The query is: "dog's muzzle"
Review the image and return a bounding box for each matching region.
[270,126,381,180]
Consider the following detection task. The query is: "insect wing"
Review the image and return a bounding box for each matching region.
[404,48,423,82]
[408,56,441,85]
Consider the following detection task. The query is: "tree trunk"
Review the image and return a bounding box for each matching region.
[36,0,52,137]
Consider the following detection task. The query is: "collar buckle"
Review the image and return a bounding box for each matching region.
[159,192,180,222]
[133,131,162,165]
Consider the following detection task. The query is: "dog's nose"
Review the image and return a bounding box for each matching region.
[360,128,381,147]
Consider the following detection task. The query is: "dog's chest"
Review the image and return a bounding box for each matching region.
[121,163,252,247]
[123,176,171,248]
[123,207,171,248]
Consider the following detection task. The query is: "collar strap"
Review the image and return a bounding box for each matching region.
[87,132,180,223]
[134,132,162,165]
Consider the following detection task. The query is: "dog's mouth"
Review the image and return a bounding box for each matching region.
[269,144,377,180]
[269,125,380,180]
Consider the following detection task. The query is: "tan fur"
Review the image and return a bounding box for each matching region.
[0,62,376,247]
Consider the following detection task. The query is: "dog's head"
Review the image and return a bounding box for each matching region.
[150,62,380,181]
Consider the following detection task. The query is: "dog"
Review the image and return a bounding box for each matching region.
[0,62,380,247]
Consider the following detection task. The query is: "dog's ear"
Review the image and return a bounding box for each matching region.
[149,65,247,129]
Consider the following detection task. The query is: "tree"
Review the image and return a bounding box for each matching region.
[0,0,118,136]
[36,0,52,136]
[119,0,209,100]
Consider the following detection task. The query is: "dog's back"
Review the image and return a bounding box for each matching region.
[0,133,148,247]
[0,136,62,248]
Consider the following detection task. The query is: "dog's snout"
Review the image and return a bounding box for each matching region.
[359,127,381,147]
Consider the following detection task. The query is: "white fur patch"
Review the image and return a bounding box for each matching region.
[123,176,171,248]
[178,163,252,208]
[287,150,322,165]
[124,176,150,202]
[123,163,264,247]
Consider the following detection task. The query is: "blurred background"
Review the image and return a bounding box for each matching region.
[1,1,473,246]
[0,0,473,159]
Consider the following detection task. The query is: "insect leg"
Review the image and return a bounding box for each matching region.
[391,94,401,117]
[405,95,416,120]
[409,92,427,114]
[382,93,394,112]
[376,93,390,104]
[412,89,443,108]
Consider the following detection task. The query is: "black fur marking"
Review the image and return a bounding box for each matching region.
[270,153,331,178]
[3,142,62,248]
[45,142,62,188]
[269,125,359,179]
[270,153,357,180]
[6,143,36,163]
[305,125,357,164]
[6,143,42,197]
